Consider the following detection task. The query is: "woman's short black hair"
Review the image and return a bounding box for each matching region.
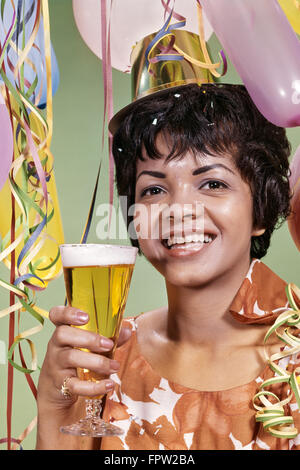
[112,83,291,259]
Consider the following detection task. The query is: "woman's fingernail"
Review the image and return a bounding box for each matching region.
[100,337,114,350]
[76,311,89,323]
[105,381,115,391]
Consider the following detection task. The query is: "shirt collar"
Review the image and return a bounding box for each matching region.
[229,259,289,325]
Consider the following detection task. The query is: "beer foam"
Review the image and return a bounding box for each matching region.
[60,244,138,267]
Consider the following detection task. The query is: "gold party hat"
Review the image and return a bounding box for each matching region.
[109,28,219,134]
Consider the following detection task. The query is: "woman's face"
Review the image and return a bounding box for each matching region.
[134,135,265,287]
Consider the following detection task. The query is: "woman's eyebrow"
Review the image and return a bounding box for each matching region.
[136,170,166,181]
[192,163,235,176]
[136,164,235,181]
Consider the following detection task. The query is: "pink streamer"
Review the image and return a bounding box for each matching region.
[161,0,186,22]
[100,0,114,224]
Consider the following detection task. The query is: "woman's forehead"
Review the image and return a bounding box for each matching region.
[137,148,236,172]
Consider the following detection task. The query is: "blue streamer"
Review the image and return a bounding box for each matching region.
[145,8,186,70]
[17,213,47,269]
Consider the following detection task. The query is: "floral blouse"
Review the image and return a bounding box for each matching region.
[101,259,300,450]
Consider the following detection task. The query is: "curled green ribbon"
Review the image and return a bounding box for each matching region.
[253,283,300,439]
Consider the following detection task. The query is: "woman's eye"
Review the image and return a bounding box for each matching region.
[201,180,228,190]
[141,186,164,197]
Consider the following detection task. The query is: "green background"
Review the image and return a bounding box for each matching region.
[0,0,299,450]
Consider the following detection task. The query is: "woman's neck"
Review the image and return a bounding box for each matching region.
[135,258,274,391]
[165,258,253,347]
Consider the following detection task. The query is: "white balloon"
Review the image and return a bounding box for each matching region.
[72,0,213,71]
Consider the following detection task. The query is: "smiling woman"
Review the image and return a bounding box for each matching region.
[113,83,291,261]
[134,145,261,289]
[36,83,300,451]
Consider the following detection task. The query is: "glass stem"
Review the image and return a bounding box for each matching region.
[85,399,103,419]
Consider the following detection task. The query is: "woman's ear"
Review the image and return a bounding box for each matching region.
[252,227,266,237]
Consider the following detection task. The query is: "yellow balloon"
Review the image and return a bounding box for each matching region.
[0,95,64,288]
[278,0,300,35]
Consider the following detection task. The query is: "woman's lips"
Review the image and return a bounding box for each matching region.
[161,234,216,257]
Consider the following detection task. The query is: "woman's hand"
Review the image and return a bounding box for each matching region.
[36,305,131,449]
[38,305,131,404]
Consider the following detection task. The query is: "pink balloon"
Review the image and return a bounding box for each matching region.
[288,183,300,251]
[288,145,300,251]
[201,0,300,127]
[289,145,300,190]
[72,0,213,72]
[0,93,13,191]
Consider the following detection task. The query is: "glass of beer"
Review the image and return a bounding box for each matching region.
[59,243,138,437]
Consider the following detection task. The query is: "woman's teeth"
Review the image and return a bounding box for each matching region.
[166,234,213,248]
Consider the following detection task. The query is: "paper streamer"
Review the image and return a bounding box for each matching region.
[146,1,227,79]
[100,0,114,225]
[253,284,300,439]
[145,5,186,73]
[0,0,59,108]
[0,87,13,190]
[0,0,63,449]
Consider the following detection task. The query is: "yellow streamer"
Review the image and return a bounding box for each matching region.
[173,2,225,78]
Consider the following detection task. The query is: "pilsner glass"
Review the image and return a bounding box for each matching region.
[59,243,138,437]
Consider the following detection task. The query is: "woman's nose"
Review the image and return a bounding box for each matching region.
[160,200,205,236]
[161,201,204,220]
[164,185,204,218]
[164,202,194,220]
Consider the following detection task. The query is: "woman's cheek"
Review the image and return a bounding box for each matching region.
[133,203,162,241]
[133,206,164,260]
